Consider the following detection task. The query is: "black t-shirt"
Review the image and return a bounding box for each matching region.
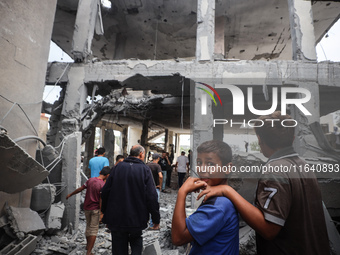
[158,157,170,171]
[146,162,162,186]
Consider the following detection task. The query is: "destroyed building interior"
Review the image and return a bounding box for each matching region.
[1,0,340,254]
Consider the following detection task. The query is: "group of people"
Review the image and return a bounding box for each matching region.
[67,111,330,255]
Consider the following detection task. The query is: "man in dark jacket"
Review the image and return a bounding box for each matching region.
[101,145,160,255]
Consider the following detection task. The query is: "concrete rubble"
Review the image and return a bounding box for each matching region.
[45,202,65,234]
[5,205,45,239]
[0,234,38,255]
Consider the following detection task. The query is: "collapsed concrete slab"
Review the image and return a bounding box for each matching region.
[5,205,45,239]
[45,202,65,234]
[30,184,56,212]
[0,131,49,194]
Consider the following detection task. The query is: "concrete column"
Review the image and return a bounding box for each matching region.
[100,126,106,146]
[84,126,95,177]
[122,127,128,157]
[214,16,225,58]
[141,120,149,156]
[287,0,317,61]
[191,80,213,175]
[61,64,87,136]
[72,0,104,62]
[196,0,215,61]
[213,94,225,141]
[291,82,320,157]
[61,132,82,230]
[104,129,115,166]
[164,129,169,152]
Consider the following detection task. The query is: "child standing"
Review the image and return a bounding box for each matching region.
[66,166,111,255]
[172,140,239,255]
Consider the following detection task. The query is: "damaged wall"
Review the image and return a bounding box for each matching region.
[0,0,57,211]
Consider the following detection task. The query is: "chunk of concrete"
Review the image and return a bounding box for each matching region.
[0,234,37,255]
[143,240,161,255]
[0,132,49,193]
[30,184,56,212]
[239,225,256,255]
[45,202,65,234]
[5,205,45,239]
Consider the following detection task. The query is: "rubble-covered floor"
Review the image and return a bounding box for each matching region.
[32,173,190,255]
[31,170,257,255]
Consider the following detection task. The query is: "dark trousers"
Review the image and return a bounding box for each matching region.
[178,172,186,188]
[166,168,172,187]
[111,230,143,255]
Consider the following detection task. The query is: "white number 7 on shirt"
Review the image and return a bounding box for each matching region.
[263,187,278,209]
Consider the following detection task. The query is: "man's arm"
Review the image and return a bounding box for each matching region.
[66,186,86,199]
[157,172,163,191]
[197,185,281,240]
[172,177,206,246]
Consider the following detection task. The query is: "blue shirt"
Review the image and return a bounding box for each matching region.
[89,156,109,177]
[186,196,239,255]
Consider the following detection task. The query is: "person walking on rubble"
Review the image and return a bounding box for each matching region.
[89,147,110,178]
[66,166,111,255]
[158,151,171,192]
[175,151,189,188]
[101,145,160,255]
[146,153,163,230]
[198,111,330,254]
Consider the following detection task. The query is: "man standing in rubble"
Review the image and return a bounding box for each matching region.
[101,145,160,255]
[88,147,110,178]
[158,151,171,192]
[198,111,330,254]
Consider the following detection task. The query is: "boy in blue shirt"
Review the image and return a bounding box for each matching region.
[172,140,239,255]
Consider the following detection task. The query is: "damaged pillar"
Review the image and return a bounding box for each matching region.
[291,82,320,157]
[164,129,169,152]
[84,126,95,177]
[287,0,317,61]
[141,120,149,154]
[287,0,320,156]
[214,16,225,59]
[60,132,82,231]
[122,127,128,157]
[191,79,213,207]
[72,0,104,62]
[104,129,115,166]
[196,0,215,61]
[61,64,87,136]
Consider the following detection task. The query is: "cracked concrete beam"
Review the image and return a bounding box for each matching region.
[47,60,340,88]
[72,0,104,62]
[287,0,317,61]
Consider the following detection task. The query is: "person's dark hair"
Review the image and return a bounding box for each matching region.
[130,145,145,156]
[97,147,106,155]
[99,166,111,176]
[197,140,232,166]
[254,111,295,149]
[116,155,124,162]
